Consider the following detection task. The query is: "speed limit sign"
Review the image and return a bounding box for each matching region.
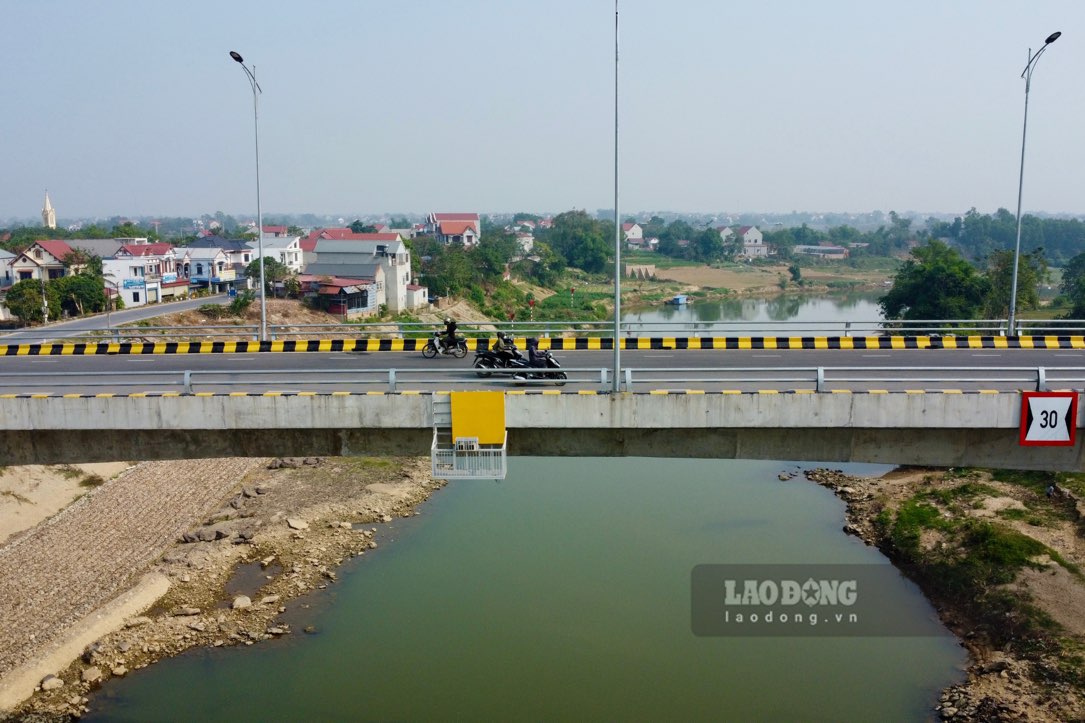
[1020,392,1077,446]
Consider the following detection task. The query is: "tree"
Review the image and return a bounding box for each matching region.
[54,274,106,317]
[519,240,564,287]
[541,210,611,273]
[880,240,990,321]
[244,257,292,294]
[424,245,477,295]
[1059,252,1085,318]
[5,278,60,324]
[983,249,1046,319]
[473,232,519,280]
[350,220,378,233]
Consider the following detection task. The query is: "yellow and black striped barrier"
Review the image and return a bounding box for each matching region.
[1,335,1083,356]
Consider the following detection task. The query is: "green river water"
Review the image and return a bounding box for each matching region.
[85,457,965,722]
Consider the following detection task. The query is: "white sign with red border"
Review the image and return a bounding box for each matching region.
[1019,392,1078,447]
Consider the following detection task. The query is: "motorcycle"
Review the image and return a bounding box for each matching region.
[473,344,524,377]
[422,331,468,359]
[512,348,567,385]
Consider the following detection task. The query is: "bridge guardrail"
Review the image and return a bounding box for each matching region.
[2,366,1084,394]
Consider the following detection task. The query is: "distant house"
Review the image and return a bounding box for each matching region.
[106,242,189,304]
[188,236,254,271]
[10,240,84,281]
[622,222,644,241]
[515,232,535,254]
[736,226,768,258]
[262,225,289,237]
[179,247,234,293]
[427,212,481,246]
[306,235,425,312]
[258,235,304,273]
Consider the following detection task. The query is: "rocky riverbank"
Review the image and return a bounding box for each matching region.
[805,467,1085,722]
[1,456,442,721]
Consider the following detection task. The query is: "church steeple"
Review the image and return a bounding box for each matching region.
[42,191,56,229]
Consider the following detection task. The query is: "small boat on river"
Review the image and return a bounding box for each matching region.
[665,294,690,305]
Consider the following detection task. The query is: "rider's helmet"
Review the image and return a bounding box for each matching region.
[496,331,507,341]
[526,337,539,349]
[444,317,452,325]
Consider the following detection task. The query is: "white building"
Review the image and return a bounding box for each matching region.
[258,235,304,273]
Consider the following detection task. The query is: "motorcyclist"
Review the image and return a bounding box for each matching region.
[441,317,458,352]
[526,337,548,368]
[491,331,519,363]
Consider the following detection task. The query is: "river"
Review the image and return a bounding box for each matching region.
[85,458,964,722]
[625,290,884,332]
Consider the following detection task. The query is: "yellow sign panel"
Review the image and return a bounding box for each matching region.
[450,391,506,445]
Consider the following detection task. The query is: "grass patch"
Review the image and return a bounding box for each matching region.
[53,465,84,480]
[918,481,999,507]
[79,474,106,488]
[996,507,1049,527]
[347,457,398,470]
[886,499,948,559]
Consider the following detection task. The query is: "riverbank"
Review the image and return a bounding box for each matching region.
[806,467,1085,722]
[0,456,441,720]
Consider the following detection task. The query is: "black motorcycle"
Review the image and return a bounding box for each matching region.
[512,349,567,385]
[422,331,468,359]
[473,344,524,377]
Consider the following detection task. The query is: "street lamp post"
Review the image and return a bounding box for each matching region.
[1008,31,1060,336]
[612,0,621,392]
[229,50,268,342]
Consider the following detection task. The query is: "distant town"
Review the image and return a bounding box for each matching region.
[3,192,1085,326]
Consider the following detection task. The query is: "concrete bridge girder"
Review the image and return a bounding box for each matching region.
[0,393,1080,471]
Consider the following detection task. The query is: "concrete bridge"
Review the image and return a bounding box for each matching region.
[2,389,1082,472]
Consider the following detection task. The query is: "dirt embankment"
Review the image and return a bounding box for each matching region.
[1,456,441,720]
[806,467,1085,722]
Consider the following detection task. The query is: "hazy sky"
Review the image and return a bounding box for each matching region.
[2,1,1084,222]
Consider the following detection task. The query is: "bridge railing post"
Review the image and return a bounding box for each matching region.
[816,367,825,393]
[183,370,193,394]
[1037,367,1047,392]
[388,369,397,393]
[600,368,609,392]
[624,368,633,392]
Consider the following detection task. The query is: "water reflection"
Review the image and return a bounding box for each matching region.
[627,292,885,335]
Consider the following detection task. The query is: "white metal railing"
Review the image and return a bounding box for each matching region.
[431,431,507,480]
[0,366,1083,394]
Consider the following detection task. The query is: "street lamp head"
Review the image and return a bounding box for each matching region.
[1045,31,1061,45]
[229,50,244,63]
